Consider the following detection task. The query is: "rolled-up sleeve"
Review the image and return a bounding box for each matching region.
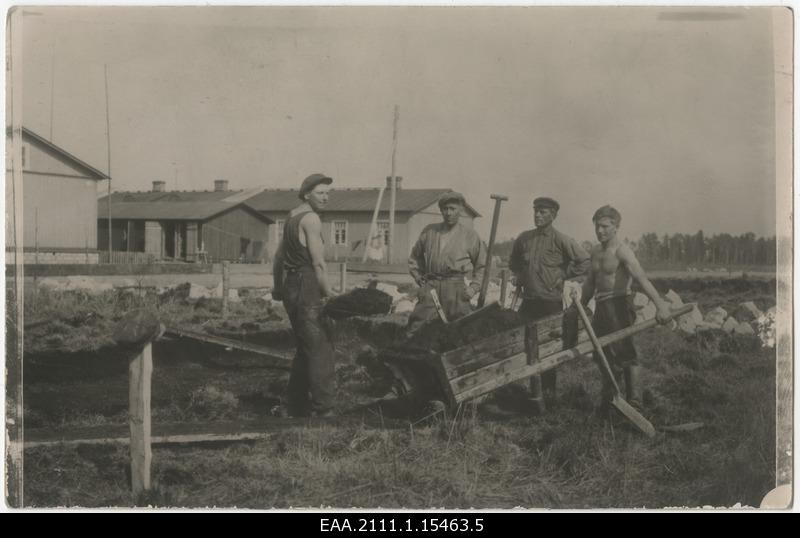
[469,234,487,285]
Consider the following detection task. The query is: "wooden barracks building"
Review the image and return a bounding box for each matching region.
[97,180,272,263]
[96,177,479,265]
[5,127,110,264]
[244,177,480,264]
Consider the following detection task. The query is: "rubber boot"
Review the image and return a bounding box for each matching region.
[624,365,644,408]
[527,375,547,415]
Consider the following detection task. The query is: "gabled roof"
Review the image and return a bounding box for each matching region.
[15,127,110,180]
[98,190,273,223]
[244,188,481,217]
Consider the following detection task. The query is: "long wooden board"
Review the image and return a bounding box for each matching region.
[165,326,293,367]
[24,415,411,449]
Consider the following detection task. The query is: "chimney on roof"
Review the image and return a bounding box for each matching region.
[152,180,166,192]
[214,179,230,192]
[386,176,403,190]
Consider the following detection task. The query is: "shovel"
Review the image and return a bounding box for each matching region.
[429,288,449,323]
[572,292,656,438]
[477,193,508,308]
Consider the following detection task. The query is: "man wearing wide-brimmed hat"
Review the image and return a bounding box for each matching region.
[272,173,338,418]
[407,191,487,333]
[510,196,590,413]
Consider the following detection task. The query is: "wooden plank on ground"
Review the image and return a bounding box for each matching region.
[165,326,293,367]
[24,415,411,449]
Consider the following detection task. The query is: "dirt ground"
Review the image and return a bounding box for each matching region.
[18,277,778,509]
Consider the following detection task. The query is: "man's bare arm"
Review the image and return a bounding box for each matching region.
[301,213,334,298]
[617,244,671,323]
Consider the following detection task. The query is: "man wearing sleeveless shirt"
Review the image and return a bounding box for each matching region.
[509,197,590,412]
[580,205,671,410]
[272,174,338,417]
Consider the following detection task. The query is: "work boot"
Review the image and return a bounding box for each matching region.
[624,365,644,408]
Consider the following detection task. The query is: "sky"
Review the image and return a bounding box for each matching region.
[10,6,784,244]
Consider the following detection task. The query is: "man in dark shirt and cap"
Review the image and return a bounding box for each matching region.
[407,191,487,333]
[272,173,338,417]
[510,196,590,412]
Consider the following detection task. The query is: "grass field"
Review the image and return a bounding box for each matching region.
[18,277,777,509]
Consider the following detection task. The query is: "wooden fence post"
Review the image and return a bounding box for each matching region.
[129,341,153,497]
[222,261,230,317]
[339,261,347,292]
[525,321,546,415]
[113,310,163,501]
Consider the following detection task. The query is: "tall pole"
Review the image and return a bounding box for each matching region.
[49,43,55,140]
[362,186,385,262]
[105,64,112,260]
[387,105,399,264]
[7,7,25,507]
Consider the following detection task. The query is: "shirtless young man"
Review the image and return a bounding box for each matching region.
[580,205,672,408]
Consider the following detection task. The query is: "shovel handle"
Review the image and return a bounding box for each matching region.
[478,194,508,308]
[572,292,622,395]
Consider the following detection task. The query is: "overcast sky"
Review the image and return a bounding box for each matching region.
[13,6,783,243]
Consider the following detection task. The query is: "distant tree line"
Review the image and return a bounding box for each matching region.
[630,231,776,267]
[492,231,776,268]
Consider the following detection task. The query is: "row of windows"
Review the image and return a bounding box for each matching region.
[276,219,391,246]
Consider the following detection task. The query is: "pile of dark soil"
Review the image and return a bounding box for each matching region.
[323,288,393,320]
[400,306,524,353]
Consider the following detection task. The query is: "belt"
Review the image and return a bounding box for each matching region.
[423,273,466,282]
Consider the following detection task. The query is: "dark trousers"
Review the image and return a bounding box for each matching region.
[593,295,639,402]
[518,298,578,399]
[407,278,473,333]
[282,269,336,416]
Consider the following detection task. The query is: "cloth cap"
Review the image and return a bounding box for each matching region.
[299,173,333,200]
[438,191,466,208]
[533,197,560,211]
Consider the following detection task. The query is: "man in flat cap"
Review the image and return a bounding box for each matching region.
[272,173,338,418]
[509,196,590,412]
[407,191,487,333]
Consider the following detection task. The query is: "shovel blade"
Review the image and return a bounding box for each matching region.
[611,395,656,438]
